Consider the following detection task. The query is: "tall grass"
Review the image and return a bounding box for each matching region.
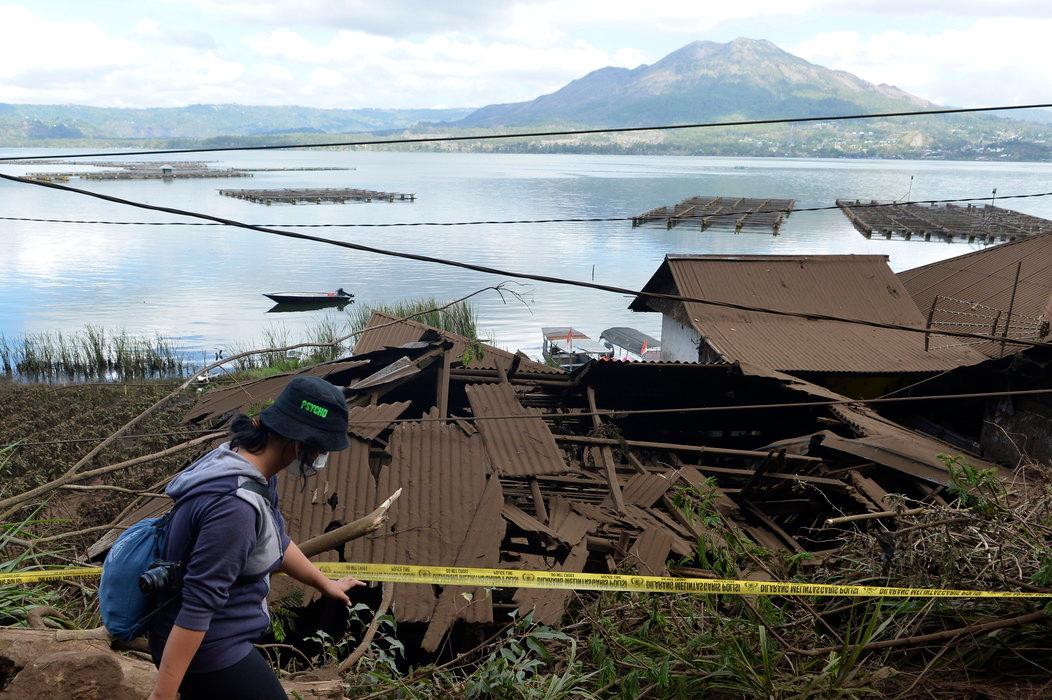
[0,298,480,382]
[347,298,480,342]
[0,326,187,381]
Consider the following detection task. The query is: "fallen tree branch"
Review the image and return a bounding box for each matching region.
[337,583,394,674]
[824,507,928,527]
[59,484,167,498]
[300,489,401,559]
[26,606,73,630]
[797,610,1048,656]
[0,432,222,520]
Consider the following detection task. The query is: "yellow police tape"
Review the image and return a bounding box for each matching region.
[1,562,1051,599]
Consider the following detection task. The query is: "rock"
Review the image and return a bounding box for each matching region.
[0,628,344,699]
[0,629,153,698]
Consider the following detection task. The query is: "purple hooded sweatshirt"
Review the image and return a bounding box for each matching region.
[148,443,291,673]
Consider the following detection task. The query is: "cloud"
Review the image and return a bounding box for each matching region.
[243,29,649,107]
[2,1,1050,112]
[792,19,1052,106]
[0,4,239,106]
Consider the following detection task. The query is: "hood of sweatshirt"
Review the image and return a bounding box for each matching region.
[166,443,269,500]
[166,442,285,577]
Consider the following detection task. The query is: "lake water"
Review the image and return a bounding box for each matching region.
[3,150,1052,357]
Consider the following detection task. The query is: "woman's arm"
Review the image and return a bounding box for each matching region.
[279,540,364,603]
[150,626,206,700]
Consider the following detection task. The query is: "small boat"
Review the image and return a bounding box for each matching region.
[263,288,354,305]
[600,327,661,361]
[541,327,613,371]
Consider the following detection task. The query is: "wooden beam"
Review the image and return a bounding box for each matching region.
[586,386,625,513]
[529,478,549,523]
[553,433,822,463]
[435,347,452,419]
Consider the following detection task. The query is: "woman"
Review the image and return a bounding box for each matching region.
[148,376,363,700]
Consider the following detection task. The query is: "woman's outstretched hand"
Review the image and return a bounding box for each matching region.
[319,575,366,605]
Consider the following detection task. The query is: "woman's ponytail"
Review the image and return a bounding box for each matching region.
[229,413,271,453]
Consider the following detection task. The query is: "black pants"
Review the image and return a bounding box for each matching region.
[178,648,287,699]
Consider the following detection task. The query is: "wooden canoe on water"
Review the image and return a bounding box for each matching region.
[262,290,354,305]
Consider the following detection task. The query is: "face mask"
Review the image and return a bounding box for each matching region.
[287,447,328,477]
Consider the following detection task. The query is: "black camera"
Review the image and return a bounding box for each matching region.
[138,560,184,595]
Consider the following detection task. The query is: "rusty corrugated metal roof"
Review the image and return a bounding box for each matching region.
[277,436,375,563]
[630,255,986,373]
[353,311,563,375]
[184,359,368,423]
[619,472,676,507]
[374,421,494,624]
[512,497,594,624]
[899,231,1052,357]
[346,401,411,441]
[465,382,572,476]
[627,527,675,575]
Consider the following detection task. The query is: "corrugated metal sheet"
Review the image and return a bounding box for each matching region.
[277,436,375,563]
[350,313,426,355]
[619,472,676,507]
[501,502,568,543]
[630,255,986,373]
[899,231,1052,357]
[184,359,368,423]
[354,312,563,375]
[465,382,572,476]
[627,527,675,575]
[512,542,589,625]
[346,401,411,441]
[374,421,490,623]
[422,476,505,651]
[511,497,595,624]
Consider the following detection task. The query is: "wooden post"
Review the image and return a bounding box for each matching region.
[924,295,939,351]
[1000,261,1022,357]
[586,386,625,513]
[529,479,548,523]
[435,347,452,419]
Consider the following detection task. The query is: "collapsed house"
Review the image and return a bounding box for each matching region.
[898,229,1052,359]
[894,232,1052,465]
[628,254,987,397]
[93,310,1019,654]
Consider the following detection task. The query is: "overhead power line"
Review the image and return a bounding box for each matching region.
[2,172,1049,350]
[1,102,1050,162]
[2,190,1052,229]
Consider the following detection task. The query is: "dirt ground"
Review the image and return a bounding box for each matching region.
[0,380,206,549]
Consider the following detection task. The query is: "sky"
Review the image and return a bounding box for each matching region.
[1,1,1050,110]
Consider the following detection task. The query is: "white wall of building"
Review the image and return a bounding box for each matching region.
[660,314,701,362]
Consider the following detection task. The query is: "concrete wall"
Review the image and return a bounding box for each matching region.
[660,314,701,362]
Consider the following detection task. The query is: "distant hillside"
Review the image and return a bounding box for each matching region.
[0,103,472,143]
[2,38,1049,160]
[456,38,936,128]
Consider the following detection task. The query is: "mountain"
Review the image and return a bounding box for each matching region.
[0,103,472,142]
[456,38,936,128]
[1,38,1049,160]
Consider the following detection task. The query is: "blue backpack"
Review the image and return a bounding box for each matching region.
[100,512,173,640]
[100,481,268,640]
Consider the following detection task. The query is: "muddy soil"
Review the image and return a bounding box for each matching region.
[0,380,206,548]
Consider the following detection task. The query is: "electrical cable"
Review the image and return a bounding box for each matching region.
[2,171,1049,349]
[2,102,1050,162]
[1,190,1051,228]
[5,386,1051,448]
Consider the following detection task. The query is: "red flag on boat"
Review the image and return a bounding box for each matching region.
[640,339,648,355]
[565,329,573,348]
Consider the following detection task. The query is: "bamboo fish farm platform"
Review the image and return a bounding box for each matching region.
[837,200,1052,243]
[632,196,795,233]
[218,188,415,204]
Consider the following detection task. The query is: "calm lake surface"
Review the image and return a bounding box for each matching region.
[3,150,1052,357]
